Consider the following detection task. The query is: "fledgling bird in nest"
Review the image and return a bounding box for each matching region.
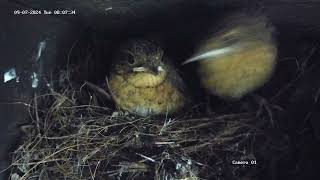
[183,13,277,100]
[108,39,187,116]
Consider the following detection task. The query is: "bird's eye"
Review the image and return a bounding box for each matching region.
[126,54,135,65]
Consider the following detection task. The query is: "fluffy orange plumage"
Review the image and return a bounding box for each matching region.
[109,39,186,116]
[184,14,277,99]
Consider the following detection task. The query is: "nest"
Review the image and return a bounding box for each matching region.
[5,79,283,180]
[6,34,306,180]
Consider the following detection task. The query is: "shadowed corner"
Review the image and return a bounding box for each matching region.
[0,81,32,179]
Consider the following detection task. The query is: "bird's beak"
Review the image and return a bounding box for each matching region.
[182,46,235,65]
[156,66,164,73]
[132,66,164,75]
[149,65,164,75]
[132,67,148,72]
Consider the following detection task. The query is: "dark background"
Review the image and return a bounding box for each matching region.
[1,0,320,179]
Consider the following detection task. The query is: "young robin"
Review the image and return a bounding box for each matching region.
[183,14,277,100]
[108,39,186,116]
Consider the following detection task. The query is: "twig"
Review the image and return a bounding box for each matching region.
[33,93,41,135]
[136,153,157,163]
[85,81,112,100]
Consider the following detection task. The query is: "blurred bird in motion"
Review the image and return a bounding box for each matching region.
[183,13,277,100]
[108,39,186,116]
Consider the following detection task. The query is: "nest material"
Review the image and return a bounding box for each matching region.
[6,84,277,180]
